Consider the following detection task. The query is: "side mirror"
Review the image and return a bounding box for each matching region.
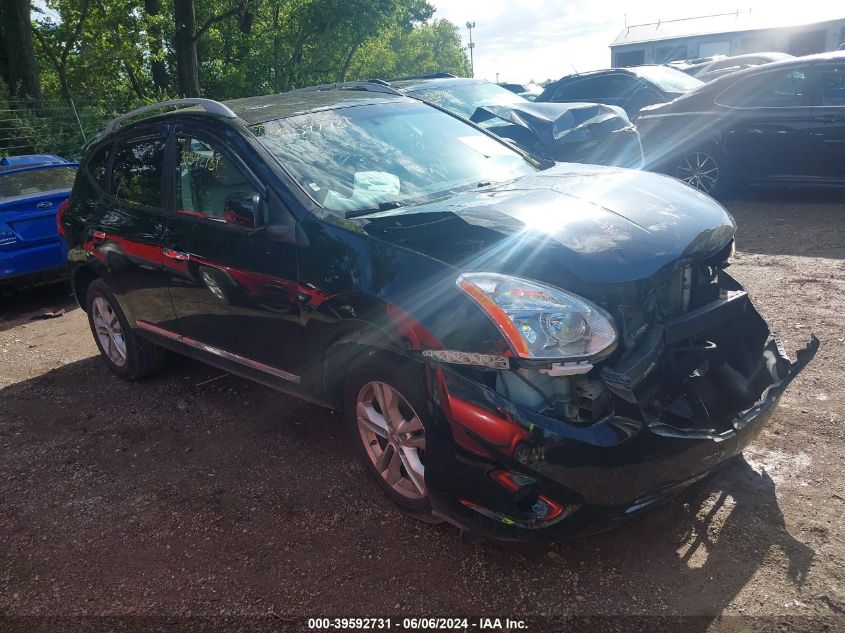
[224,193,264,229]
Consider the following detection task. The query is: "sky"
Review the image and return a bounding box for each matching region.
[431,0,843,84]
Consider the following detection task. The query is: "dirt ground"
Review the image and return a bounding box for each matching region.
[1,190,844,631]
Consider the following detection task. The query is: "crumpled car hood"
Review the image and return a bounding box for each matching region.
[472,101,633,145]
[358,163,736,284]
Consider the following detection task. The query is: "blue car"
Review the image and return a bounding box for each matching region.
[0,155,78,288]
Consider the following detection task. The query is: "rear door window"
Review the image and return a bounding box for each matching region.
[111,136,166,207]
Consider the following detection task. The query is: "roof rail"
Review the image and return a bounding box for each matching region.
[387,72,458,82]
[294,80,402,96]
[103,98,238,135]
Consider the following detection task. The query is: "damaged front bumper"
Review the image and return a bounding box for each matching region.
[421,288,819,543]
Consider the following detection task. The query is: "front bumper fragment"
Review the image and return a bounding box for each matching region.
[423,334,818,543]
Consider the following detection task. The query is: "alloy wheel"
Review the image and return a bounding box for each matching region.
[676,151,719,194]
[200,269,226,301]
[91,296,127,367]
[356,381,426,500]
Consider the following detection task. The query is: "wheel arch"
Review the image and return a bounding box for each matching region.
[321,323,414,411]
[71,264,99,311]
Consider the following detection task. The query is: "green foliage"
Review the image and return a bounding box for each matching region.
[0,79,124,158]
[4,0,471,158]
[350,19,471,80]
[27,0,470,102]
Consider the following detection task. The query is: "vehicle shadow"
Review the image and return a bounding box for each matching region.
[723,188,845,260]
[0,355,816,621]
[0,282,77,333]
[498,455,817,625]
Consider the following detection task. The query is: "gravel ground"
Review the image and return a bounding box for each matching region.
[1,191,844,631]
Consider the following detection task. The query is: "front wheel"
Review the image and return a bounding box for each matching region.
[674,147,731,197]
[344,352,432,514]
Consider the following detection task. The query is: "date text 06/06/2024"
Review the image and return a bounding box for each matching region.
[306,617,528,630]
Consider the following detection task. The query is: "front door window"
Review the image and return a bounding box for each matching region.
[175,135,258,220]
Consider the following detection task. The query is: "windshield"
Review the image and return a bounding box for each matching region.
[633,66,704,93]
[407,81,526,119]
[250,101,536,214]
[0,166,77,200]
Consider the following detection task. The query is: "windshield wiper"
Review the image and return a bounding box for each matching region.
[344,200,403,219]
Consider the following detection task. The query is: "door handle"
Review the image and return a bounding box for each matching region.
[162,247,190,262]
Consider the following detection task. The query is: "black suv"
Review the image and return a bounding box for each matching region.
[538,66,704,118]
[61,93,816,543]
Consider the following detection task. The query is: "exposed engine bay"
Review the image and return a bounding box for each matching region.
[480,254,808,438]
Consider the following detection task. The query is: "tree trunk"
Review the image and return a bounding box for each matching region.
[173,0,200,97]
[338,43,360,82]
[144,0,168,95]
[284,32,307,91]
[4,0,42,109]
[57,67,72,105]
[272,5,282,92]
[223,17,233,63]
[124,59,145,99]
[0,3,8,88]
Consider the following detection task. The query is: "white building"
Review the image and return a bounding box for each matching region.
[610,11,845,67]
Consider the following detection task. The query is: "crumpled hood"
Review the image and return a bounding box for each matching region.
[472,101,633,145]
[359,163,736,285]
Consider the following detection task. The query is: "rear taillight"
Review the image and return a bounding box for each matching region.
[57,200,70,237]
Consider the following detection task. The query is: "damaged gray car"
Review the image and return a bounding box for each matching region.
[300,75,644,169]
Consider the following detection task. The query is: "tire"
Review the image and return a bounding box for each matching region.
[344,350,433,515]
[674,146,732,198]
[85,278,166,380]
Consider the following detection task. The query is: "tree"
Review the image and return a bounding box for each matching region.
[32,0,91,106]
[2,0,43,109]
[26,0,461,105]
[261,0,433,91]
[144,0,169,95]
[173,0,251,97]
[350,18,470,81]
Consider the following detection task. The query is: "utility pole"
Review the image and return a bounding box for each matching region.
[496,72,499,85]
[466,21,476,77]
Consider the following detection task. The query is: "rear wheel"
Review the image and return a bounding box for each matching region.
[344,352,432,514]
[674,147,731,197]
[85,279,166,380]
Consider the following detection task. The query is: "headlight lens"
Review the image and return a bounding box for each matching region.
[457,272,617,360]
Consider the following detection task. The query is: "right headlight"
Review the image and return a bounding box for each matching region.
[457,272,617,361]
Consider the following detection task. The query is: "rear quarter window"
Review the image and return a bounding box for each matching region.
[85,144,111,192]
[553,74,637,100]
